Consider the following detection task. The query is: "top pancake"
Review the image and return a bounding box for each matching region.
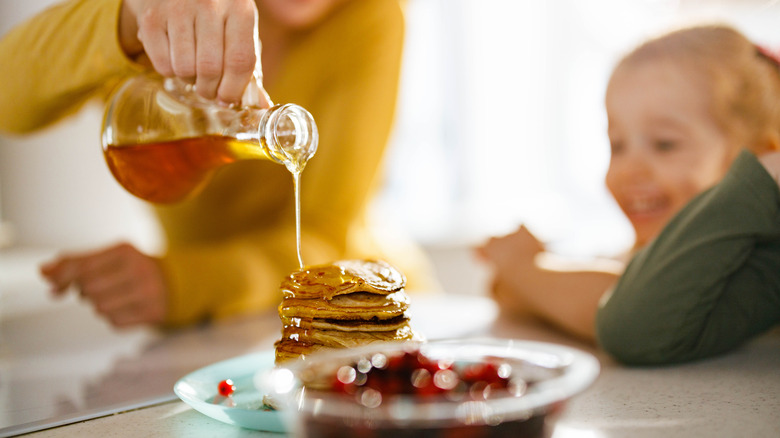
[280,259,406,300]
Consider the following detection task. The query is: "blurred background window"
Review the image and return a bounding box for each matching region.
[374,0,780,258]
[2,0,780,265]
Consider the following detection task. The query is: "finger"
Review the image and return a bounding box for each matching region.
[73,246,127,277]
[104,303,143,328]
[41,254,99,292]
[40,258,58,277]
[84,252,166,327]
[137,7,174,77]
[217,10,257,105]
[75,243,148,296]
[40,257,65,283]
[93,285,137,315]
[58,245,129,291]
[478,237,501,261]
[194,12,225,100]
[167,12,197,81]
[40,258,78,294]
[474,241,498,262]
[258,85,273,108]
[41,243,131,295]
[487,279,502,299]
[77,269,133,302]
[107,299,165,328]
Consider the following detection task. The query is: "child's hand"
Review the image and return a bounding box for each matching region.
[475,225,545,316]
[476,225,545,272]
[119,0,267,106]
[488,277,535,319]
[40,243,168,328]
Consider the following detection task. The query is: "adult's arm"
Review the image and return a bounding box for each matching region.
[596,150,780,365]
[0,0,138,134]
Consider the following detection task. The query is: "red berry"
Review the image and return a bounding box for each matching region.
[327,349,518,401]
[463,362,504,384]
[218,379,236,396]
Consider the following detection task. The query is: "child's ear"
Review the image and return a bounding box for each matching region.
[758,130,780,154]
[769,132,780,152]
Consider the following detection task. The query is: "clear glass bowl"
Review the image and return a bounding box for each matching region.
[262,338,600,438]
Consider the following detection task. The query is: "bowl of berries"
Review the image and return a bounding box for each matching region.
[263,338,600,437]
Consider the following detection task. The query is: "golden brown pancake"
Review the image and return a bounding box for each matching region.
[280,314,411,332]
[280,259,406,300]
[274,259,418,364]
[279,291,409,320]
[274,325,417,364]
[281,324,415,349]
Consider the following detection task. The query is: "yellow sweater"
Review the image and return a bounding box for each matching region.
[0,0,436,326]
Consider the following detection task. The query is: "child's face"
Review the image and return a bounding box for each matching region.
[605,62,737,248]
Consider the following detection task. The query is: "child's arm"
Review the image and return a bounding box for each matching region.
[478,226,622,341]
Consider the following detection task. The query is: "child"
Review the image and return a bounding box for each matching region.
[478,25,780,353]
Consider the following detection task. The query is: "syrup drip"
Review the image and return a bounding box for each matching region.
[261,117,313,270]
[293,171,304,269]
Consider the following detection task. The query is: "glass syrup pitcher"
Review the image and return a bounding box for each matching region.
[101,72,318,204]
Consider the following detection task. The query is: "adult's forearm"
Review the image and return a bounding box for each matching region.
[0,0,138,134]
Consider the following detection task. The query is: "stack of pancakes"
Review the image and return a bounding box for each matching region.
[274,259,417,364]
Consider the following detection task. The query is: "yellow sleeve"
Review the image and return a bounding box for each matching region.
[160,224,343,326]
[158,0,414,326]
[0,0,138,134]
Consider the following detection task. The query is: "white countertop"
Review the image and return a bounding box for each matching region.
[2,248,779,437]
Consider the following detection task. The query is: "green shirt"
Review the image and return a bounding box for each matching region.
[596,150,780,365]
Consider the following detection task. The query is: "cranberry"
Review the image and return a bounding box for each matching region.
[218,379,236,397]
[462,362,510,388]
[386,351,419,373]
[365,366,405,394]
[328,349,520,403]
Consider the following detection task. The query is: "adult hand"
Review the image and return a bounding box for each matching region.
[119,0,270,106]
[40,242,168,328]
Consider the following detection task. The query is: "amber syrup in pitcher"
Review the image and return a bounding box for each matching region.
[104,135,267,204]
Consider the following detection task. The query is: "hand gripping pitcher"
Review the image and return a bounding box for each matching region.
[101,73,318,204]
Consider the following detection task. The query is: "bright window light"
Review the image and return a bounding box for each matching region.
[374,0,780,257]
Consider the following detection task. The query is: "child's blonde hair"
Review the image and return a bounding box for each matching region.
[613,25,780,154]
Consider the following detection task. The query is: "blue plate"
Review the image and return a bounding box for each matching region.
[173,350,285,432]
